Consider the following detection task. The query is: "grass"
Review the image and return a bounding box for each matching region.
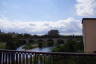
[0,42,6,49]
[22,43,38,49]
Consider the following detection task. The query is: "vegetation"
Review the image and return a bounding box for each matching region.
[47,30,59,37]
[52,39,84,52]
[52,38,84,64]
[0,42,6,49]
[0,29,83,50]
[23,43,38,49]
[38,42,43,48]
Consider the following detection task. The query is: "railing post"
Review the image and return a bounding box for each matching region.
[34,54,36,64]
[19,53,22,64]
[0,51,2,64]
[29,53,33,64]
[15,52,18,64]
[11,52,15,64]
[26,53,29,64]
[22,53,25,64]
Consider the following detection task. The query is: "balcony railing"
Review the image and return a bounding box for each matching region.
[0,50,96,64]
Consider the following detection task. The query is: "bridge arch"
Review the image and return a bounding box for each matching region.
[29,40,35,44]
[57,39,64,45]
[47,39,54,47]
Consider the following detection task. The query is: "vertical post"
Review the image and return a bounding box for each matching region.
[0,51,2,64]
[30,53,33,64]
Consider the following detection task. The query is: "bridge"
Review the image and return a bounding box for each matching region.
[18,37,81,46]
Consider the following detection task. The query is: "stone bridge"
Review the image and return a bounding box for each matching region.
[19,37,74,46]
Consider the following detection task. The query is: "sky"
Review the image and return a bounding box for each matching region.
[0,0,96,35]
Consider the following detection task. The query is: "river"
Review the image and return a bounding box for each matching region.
[17,45,52,52]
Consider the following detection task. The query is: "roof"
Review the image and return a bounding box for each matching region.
[82,18,96,24]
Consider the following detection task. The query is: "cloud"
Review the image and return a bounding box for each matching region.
[76,0,96,16]
[0,17,82,35]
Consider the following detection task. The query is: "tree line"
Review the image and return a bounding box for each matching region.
[0,30,83,50]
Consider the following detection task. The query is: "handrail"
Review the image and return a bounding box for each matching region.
[0,49,96,56]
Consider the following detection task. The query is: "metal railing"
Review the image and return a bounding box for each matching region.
[0,50,96,64]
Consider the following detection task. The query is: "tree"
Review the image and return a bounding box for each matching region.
[53,39,84,52]
[6,38,17,50]
[23,33,32,38]
[47,30,59,37]
[38,40,44,48]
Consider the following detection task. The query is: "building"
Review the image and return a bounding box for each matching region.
[82,18,96,53]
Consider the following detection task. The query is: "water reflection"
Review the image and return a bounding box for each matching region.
[17,45,52,52]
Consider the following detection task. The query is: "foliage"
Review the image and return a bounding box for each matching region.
[38,42,43,48]
[47,30,60,37]
[52,39,84,52]
[0,30,83,50]
[0,42,6,49]
[6,38,18,50]
[23,43,37,49]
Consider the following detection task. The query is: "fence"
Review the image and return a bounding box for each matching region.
[0,50,96,64]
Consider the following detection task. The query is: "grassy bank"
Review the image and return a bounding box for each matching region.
[0,42,6,49]
[22,43,38,49]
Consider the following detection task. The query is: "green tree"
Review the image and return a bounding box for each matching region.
[37,40,44,48]
[53,39,84,52]
[6,38,17,50]
[47,30,60,37]
[38,42,43,48]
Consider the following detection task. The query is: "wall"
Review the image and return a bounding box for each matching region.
[83,18,96,53]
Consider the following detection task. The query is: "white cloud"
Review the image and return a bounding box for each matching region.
[0,17,82,35]
[76,0,96,16]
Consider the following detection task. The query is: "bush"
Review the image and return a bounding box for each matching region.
[52,39,84,52]
[23,43,36,49]
[0,42,6,49]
